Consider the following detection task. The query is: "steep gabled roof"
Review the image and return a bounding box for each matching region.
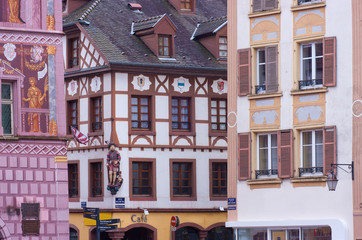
[63,0,227,69]
[191,16,227,40]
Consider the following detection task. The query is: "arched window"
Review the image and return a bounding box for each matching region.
[175,227,199,240]
[206,226,233,240]
[69,227,78,240]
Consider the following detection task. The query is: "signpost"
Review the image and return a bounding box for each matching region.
[83,208,119,240]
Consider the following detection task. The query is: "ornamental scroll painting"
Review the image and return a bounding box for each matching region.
[0,43,53,135]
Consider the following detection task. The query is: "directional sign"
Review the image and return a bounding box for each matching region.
[99,219,120,225]
[81,202,87,208]
[84,208,98,214]
[115,204,125,209]
[99,225,118,232]
[115,197,125,204]
[228,198,236,206]
[83,213,98,220]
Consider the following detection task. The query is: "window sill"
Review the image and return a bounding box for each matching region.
[247,178,282,190]
[130,195,157,201]
[210,196,227,201]
[129,130,156,136]
[88,131,104,137]
[210,131,227,137]
[65,66,80,72]
[290,87,327,96]
[291,176,327,188]
[248,9,281,18]
[69,197,80,202]
[170,195,197,201]
[291,2,325,12]
[158,57,178,63]
[170,131,196,137]
[248,91,282,100]
[88,196,104,202]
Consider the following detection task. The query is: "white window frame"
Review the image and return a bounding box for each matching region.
[299,42,323,89]
[1,83,14,135]
[298,0,322,5]
[256,133,278,178]
[218,36,227,58]
[300,129,323,175]
[256,48,266,86]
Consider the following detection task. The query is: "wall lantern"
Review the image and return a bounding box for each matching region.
[326,162,354,191]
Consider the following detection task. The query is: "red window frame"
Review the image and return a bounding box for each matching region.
[171,97,191,131]
[68,37,79,68]
[210,160,227,200]
[181,0,193,10]
[210,99,227,132]
[170,159,196,201]
[158,35,172,58]
[91,96,102,132]
[131,96,151,130]
[89,160,103,201]
[68,161,79,201]
[67,100,78,134]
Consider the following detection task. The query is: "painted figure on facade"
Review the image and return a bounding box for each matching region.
[8,0,24,23]
[22,77,48,132]
[106,142,122,186]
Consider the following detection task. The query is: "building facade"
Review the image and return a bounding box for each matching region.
[227,0,356,239]
[63,0,230,239]
[0,0,68,239]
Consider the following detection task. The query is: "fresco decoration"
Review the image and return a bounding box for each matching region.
[211,79,227,95]
[249,97,281,129]
[132,74,151,91]
[90,76,102,93]
[0,42,56,135]
[47,0,55,30]
[0,0,25,23]
[172,76,191,93]
[293,93,325,126]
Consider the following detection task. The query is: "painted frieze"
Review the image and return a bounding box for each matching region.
[250,15,280,44]
[293,8,325,38]
[293,93,325,126]
[250,97,280,129]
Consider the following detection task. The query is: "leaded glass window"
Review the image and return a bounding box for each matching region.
[1,83,13,135]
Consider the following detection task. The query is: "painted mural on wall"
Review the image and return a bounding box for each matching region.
[0,42,57,135]
[0,0,25,23]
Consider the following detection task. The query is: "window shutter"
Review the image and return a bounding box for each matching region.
[278,130,293,178]
[323,37,336,87]
[323,126,336,175]
[253,0,263,12]
[264,0,278,10]
[265,45,278,93]
[238,49,251,96]
[238,133,250,180]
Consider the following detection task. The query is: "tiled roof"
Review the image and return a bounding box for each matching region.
[132,14,165,33]
[63,0,227,69]
[191,16,227,40]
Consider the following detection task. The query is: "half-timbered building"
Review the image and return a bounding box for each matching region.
[63,0,229,239]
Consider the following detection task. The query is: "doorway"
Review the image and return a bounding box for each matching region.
[124,227,154,240]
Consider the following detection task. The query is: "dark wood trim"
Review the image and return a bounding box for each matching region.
[169,158,197,201]
[129,158,157,201]
[68,160,80,201]
[88,158,104,202]
[209,159,227,201]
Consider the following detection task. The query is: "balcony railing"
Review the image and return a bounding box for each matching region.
[21,108,50,136]
[299,167,323,177]
[298,79,323,90]
[256,169,278,179]
[255,84,266,94]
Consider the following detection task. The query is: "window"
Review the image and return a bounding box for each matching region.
[181,0,193,10]
[299,42,323,89]
[210,161,227,199]
[298,0,322,5]
[68,163,79,199]
[1,83,13,135]
[171,97,191,131]
[211,99,227,132]
[131,161,155,199]
[219,37,227,58]
[158,35,171,58]
[69,228,78,240]
[21,203,40,236]
[256,133,278,178]
[131,96,151,130]
[67,100,78,134]
[171,159,196,200]
[68,38,79,68]
[253,0,278,12]
[91,97,102,132]
[300,130,323,175]
[255,46,278,94]
[89,161,103,199]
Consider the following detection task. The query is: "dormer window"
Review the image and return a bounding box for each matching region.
[219,37,227,58]
[158,35,172,58]
[181,0,193,11]
[68,37,79,68]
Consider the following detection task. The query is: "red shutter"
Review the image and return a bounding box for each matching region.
[238,49,251,96]
[323,126,336,175]
[238,133,251,180]
[323,37,336,87]
[253,0,263,12]
[264,0,278,10]
[278,130,293,178]
[265,45,278,93]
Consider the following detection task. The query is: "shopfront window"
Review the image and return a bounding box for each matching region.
[175,227,199,240]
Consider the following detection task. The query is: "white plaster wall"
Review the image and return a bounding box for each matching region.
[103,72,112,92]
[116,121,128,144]
[155,96,168,119]
[155,122,169,145]
[233,0,354,238]
[195,97,208,120]
[104,94,112,119]
[115,94,128,118]
[68,148,227,209]
[115,73,128,91]
[104,121,112,143]
[62,36,67,69]
[195,123,209,146]
[79,98,88,122]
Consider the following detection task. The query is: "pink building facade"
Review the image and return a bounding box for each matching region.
[0,0,68,239]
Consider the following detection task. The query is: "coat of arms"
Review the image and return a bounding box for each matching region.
[4,43,17,62]
[172,77,191,93]
[211,79,227,95]
[137,76,145,88]
[30,45,44,63]
[67,80,78,96]
[131,74,151,91]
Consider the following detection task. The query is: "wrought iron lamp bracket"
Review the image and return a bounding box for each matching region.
[330,162,354,180]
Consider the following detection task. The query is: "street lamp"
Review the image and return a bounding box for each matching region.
[326,162,354,191]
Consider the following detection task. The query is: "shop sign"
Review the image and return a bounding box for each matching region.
[131,214,147,223]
